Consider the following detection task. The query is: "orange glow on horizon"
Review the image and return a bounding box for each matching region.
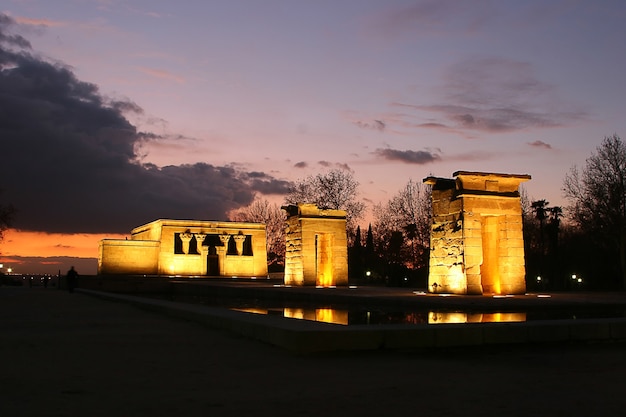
[0,229,127,259]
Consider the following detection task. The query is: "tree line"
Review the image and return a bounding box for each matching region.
[230,134,626,290]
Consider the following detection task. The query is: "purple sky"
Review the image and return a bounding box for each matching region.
[1,0,626,272]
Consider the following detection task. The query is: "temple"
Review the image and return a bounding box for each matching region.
[282,204,348,287]
[423,171,530,295]
[98,219,268,277]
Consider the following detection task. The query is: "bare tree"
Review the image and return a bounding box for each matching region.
[372,179,431,269]
[0,188,15,244]
[228,198,285,268]
[563,134,626,288]
[285,169,365,232]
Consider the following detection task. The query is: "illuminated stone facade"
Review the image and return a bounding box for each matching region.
[423,171,531,295]
[98,219,268,277]
[282,204,348,287]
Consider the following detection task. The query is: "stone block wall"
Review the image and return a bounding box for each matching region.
[98,219,268,277]
[282,204,348,286]
[424,171,530,295]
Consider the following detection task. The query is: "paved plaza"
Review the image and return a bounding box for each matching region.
[2,285,626,417]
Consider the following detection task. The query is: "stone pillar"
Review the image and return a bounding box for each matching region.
[217,234,230,275]
[194,233,207,247]
[194,233,208,275]
[233,234,246,255]
[180,232,193,254]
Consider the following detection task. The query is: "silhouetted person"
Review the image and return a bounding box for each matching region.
[66,266,78,293]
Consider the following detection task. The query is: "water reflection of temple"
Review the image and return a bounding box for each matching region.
[428,311,526,324]
[230,307,526,325]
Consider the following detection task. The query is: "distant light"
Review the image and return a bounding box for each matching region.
[537,294,551,298]
[365,271,371,277]
[571,274,577,280]
[349,285,358,289]
[577,278,582,283]
[536,276,542,282]
[413,291,426,295]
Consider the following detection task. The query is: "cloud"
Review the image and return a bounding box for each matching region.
[137,66,185,84]
[0,14,288,234]
[353,119,386,131]
[373,148,440,164]
[317,161,354,172]
[0,14,32,49]
[367,0,493,38]
[13,16,66,28]
[391,57,586,135]
[527,140,553,150]
[293,161,307,168]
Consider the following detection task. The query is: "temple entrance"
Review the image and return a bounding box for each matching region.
[282,204,349,287]
[207,251,219,276]
[480,215,501,294]
[315,233,333,287]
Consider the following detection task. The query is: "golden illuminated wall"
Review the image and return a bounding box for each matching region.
[98,219,268,277]
[424,171,530,295]
[282,204,348,286]
[98,239,160,275]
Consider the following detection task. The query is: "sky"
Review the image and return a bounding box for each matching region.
[1,0,626,275]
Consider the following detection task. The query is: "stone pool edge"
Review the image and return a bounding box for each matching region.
[78,288,626,354]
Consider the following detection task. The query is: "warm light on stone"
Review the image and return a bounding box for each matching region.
[98,219,268,277]
[282,204,349,287]
[424,171,530,295]
[428,311,526,323]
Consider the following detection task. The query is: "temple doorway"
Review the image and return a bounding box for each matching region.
[480,215,501,294]
[315,233,333,286]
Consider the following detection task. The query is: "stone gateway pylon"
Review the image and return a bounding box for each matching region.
[423,171,531,295]
[282,204,348,287]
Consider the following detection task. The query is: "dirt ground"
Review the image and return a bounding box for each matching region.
[2,286,626,417]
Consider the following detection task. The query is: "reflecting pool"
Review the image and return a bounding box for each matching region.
[148,294,625,326]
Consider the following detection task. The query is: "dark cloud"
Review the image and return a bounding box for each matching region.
[392,57,585,134]
[293,161,308,168]
[0,14,289,234]
[353,119,386,131]
[317,161,354,172]
[0,14,32,49]
[374,148,440,164]
[527,140,553,150]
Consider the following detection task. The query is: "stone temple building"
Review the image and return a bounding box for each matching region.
[282,204,348,287]
[98,219,268,277]
[423,171,530,295]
